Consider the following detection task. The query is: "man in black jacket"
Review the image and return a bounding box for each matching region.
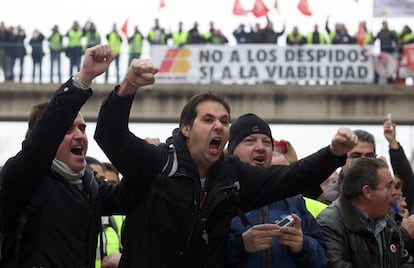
[0,44,127,268]
[94,58,358,267]
[317,157,414,267]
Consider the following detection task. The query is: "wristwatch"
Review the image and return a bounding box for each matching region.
[72,73,91,90]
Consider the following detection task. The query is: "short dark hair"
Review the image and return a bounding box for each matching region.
[26,101,49,138]
[85,156,104,169]
[354,129,376,152]
[102,162,119,176]
[179,92,230,128]
[102,162,120,183]
[341,157,388,200]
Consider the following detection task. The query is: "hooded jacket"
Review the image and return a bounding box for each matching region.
[94,89,347,268]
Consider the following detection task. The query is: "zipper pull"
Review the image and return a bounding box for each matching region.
[202,229,209,245]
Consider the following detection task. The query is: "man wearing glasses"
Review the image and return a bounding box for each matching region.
[318,129,376,204]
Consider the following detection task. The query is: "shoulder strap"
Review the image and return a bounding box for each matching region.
[107,216,119,235]
[83,166,99,208]
[146,143,178,218]
[225,161,250,227]
[161,143,178,178]
[232,181,250,227]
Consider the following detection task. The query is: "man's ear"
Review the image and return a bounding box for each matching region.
[361,185,373,200]
[181,124,190,138]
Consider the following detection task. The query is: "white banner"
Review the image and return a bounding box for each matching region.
[374,0,414,17]
[151,45,375,84]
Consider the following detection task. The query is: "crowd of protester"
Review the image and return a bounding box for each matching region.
[1,43,414,267]
[1,17,413,84]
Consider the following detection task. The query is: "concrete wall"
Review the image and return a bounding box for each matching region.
[1,82,413,124]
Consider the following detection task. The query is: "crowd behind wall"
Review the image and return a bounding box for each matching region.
[0,17,413,84]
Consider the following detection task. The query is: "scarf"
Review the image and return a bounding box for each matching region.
[51,158,84,188]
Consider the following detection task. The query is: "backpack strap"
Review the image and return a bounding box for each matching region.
[231,181,250,227]
[107,216,119,236]
[160,147,250,227]
[86,167,99,208]
[161,143,178,178]
[146,143,178,217]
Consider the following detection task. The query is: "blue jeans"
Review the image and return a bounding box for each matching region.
[50,50,62,83]
[105,55,120,83]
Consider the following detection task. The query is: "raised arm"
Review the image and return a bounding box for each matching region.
[117,59,158,97]
[77,44,117,84]
[330,127,358,156]
[94,59,162,185]
[384,119,414,213]
[1,44,115,210]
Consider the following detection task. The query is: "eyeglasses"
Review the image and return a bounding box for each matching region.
[349,152,376,159]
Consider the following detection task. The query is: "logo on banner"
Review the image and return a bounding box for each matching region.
[159,48,191,73]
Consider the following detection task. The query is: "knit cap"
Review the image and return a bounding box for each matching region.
[228,113,273,154]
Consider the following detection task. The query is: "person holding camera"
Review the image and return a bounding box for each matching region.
[94,58,358,266]
[227,113,327,268]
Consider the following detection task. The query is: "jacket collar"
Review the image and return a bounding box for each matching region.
[169,128,226,180]
[337,197,367,232]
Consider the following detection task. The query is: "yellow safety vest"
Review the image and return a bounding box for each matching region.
[107,32,122,53]
[48,32,63,51]
[67,29,83,47]
[306,32,327,44]
[304,197,328,217]
[129,33,143,54]
[95,215,124,267]
[148,29,167,44]
[172,30,189,46]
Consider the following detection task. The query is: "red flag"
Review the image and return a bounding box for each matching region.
[233,0,248,15]
[121,19,128,36]
[357,22,366,45]
[297,0,312,16]
[159,0,165,9]
[404,44,414,69]
[251,0,269,17]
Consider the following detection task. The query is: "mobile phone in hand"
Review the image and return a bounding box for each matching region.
[386,113,394,130]
[278,215,295,227]
[387,113,392,122]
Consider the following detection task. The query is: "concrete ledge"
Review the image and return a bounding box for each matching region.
[0,82,413,124]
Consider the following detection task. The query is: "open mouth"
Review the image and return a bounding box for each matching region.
[253,155,265,165]
[210,137,221,148]
[208,137,222,154]
[71,146,83,156]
